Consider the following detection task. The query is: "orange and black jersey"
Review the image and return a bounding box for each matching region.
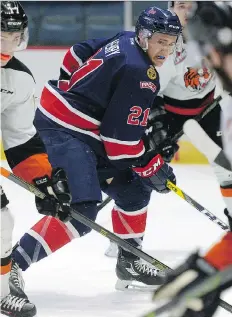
[1,56,51,183]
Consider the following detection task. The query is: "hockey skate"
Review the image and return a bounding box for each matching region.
[1,293,36,317]
[115,247,166,291]
[9,260,25,298]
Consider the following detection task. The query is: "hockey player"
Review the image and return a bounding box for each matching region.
[151,3,232,317]
[1,2,72,316]
[10,7,182,290]
[105,0,224,258]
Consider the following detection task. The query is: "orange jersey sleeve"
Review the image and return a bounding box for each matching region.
[204,232,232,270]
[5,132,52,184]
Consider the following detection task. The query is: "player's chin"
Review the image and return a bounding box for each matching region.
[1,53,13,66]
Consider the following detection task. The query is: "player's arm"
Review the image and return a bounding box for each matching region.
[2,86,52,183]
[60,37,116,80]
[1,80,71,221]
[152,210,232,317]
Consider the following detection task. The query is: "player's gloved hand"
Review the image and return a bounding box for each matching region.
[133,153,176,193]
[146,97,179,162]
[33,168,72,222]
[152,252,228,317]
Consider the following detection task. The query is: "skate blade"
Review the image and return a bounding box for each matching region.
[115,279,159,292]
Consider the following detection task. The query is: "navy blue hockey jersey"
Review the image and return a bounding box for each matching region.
[37,32,160,169]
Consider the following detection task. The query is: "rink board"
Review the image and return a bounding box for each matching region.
[0,139,209,164]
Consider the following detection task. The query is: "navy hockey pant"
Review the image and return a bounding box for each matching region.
[13,130,152,270]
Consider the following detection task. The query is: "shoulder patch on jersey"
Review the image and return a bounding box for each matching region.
[105,39,120,57]
[2,57,35,83]
[147,66,157,80]
[140,81,157,93]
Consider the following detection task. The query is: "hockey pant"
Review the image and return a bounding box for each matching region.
[12,130,152,271]
[0,186,14,298]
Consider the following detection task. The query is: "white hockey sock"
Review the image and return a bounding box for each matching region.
[1,206,14,298]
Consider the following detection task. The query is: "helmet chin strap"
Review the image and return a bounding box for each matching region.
[135,36,149,52]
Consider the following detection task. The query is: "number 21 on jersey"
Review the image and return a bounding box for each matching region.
[127,106,150,126]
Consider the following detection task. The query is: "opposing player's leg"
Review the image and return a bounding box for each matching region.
[200,105,232,215]
[1,187,36,317]
[11,131,101,275]
[102,171,164,290]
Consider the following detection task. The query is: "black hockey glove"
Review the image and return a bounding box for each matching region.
[146,97,179,162]
[153,252,232,317]
[133,153,176,194]
[33,168,72,222]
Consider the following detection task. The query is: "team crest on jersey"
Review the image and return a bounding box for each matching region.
[147,66,156,80]
[140,81,157,92]
[184,67,212,92]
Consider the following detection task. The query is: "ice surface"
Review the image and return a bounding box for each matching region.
[1,161,231,317]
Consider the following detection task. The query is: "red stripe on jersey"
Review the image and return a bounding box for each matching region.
[41,85,100,131]
[112,207,147,236]
[164,91,214,116]
[102,138,145,159]
[69,58,103,88]
[62,48,82,75]
[31,216,74,253]
[164,103,208,115]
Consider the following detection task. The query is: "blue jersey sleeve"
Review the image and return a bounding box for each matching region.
[59,32,128,80]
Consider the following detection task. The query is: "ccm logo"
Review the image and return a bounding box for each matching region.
[140,81,157,93]
[134,155,164,178]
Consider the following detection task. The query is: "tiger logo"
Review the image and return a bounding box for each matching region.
[184,67,212,92]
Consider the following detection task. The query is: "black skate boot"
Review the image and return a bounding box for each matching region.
[9,260,26,298]
[1,293,36,317]
[115,246,166,291]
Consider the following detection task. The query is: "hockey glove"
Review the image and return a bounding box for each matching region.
[153,252,232,317]
[147,97,179,162]
[133,154,176,193]
[33,168,72,222]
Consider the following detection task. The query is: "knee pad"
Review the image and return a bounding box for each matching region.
[70,201,98,236]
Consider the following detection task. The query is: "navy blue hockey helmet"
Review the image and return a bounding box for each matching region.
[135,6,182,40]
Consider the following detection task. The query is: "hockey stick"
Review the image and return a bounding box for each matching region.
[166,180,230,231]
[142,265,232,317]
[97,195,112,211]
[183,119,232,170]
[1,167,231,313]
[171,94,222,143]
[0,167,170,272]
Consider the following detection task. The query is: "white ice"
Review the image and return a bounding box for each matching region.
[1,162,231,317]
